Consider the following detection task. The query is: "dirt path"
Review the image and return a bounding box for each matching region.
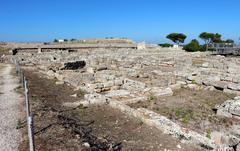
[0,64,23,151]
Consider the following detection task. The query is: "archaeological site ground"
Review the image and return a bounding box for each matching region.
[1,40,240,151]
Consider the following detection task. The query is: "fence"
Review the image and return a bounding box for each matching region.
[13,57,35,151]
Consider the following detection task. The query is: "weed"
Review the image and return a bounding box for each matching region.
[31,96,39,102]
[182,113,192,124]
[191,80,197,84]
[16,119,24,129]
[139,121,144,126]
[193,92,197,96]
[77,90,86,98]
[149,95,157,101]
[206,129,211,139]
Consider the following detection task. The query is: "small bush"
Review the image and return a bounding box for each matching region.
[158,43,173,48]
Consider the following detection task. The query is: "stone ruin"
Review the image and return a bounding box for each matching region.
[13,44,240,151]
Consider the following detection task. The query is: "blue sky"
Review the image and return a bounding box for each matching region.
[0,0,240,43]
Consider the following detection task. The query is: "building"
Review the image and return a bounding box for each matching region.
[58,39,64,43]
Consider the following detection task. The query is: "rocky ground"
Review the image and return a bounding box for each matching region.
[10,44,240,150]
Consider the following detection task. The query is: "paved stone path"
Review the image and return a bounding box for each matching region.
[0,64,22,151]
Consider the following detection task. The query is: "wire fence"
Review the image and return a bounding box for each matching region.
[13,57,35,151]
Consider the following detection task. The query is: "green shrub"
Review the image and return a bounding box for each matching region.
[158,43,173,48]
[183,39,201,52]
[199,44,207,52]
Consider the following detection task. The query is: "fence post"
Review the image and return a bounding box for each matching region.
[28,116,35,151]
[24,79,30,117]
[14,57,35,151]
[24,78,35,151]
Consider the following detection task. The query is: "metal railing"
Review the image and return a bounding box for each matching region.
[13,57,35,151]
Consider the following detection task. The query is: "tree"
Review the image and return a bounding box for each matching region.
[53,39,58,43]
[199,32,213,44]
[70,39,77,42]
[183,39,201,52]
[199,32,214,51]
[166,33,187,45]
[158,43,173,48]
[64,39,68,42]
[212,33,222,43]
[199,32,222,51]
[225,39,234,44]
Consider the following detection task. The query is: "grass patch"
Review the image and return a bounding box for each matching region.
[191,80,197,84]
[175,107,194,124]
[148,95,157,102]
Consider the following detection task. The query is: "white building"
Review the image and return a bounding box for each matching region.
[58,39,64,43]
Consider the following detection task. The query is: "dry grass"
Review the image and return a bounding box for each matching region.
[0,47,10,55]
[192,59,205,66]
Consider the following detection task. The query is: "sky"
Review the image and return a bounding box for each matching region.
[0,0,240,44]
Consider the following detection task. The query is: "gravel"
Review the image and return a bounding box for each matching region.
[0,64,23,151]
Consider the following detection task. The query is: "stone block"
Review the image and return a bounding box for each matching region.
[150,87,173,97]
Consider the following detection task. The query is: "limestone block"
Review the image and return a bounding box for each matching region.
[103,81,114,88]
[202,62,209,68]
[187,84,200,90]
[216,99,240,117]
[86,67,95,73]
[123,78,146,91]
[114,79,123,86]
[47,70,55,77]
[212,81,229,90]
[84,93,109,105]
[228,83,240,91]
[150,87,173,97]
[105,90,130,98]
[217,144,234,151]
